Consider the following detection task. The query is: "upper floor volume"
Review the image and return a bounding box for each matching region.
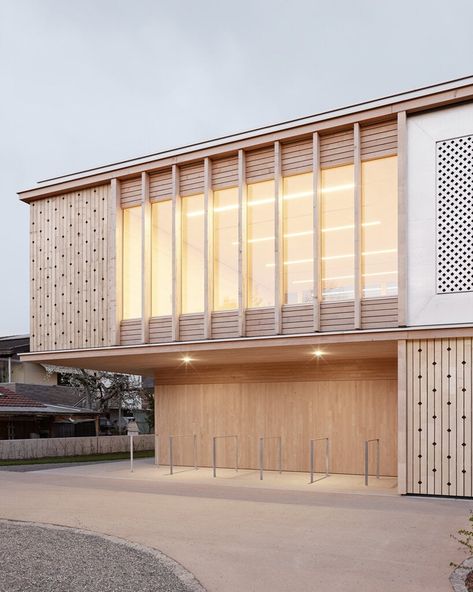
[19,76,473,353]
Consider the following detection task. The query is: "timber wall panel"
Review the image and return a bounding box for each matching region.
[211,310,239,339]
[245,308,276,337]
[120,177,141,207]
[149,316,173,343]
[320,129,354,168]
[179,313,205,341]
[245,146,275,182]
[281,304,313,334]
[361,297,399,329]
[406,337,473,497]
[281,137,313,176]
[320,301,355,331]
[150,169,173,202]
[120,319,141,345]
[179,162,205,196]
[30,184,112,352]
[211,155,239,189]
[155,361,397,475]
[361,120,398,160]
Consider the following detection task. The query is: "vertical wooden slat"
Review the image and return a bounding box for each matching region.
[433,338,442,495]
[419,341,427,495]
[397,339,407,494]
[397,111,407,327]
[353,123,362,330]
[312,132,321,332]
[274,141,283,335]
[238,150,247,337]
[426,339,436,494]
[464,338,472,498]
[109,179,122,346]
[141,172,151,343]
[171,165,181,342]
[204,158,213,339]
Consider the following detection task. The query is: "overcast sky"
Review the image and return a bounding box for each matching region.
[0,0,472,336]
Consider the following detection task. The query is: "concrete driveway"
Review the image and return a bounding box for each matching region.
[0,459,468,592]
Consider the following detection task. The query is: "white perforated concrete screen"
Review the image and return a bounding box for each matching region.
[436,135,473,294]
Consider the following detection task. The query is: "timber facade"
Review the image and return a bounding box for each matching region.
[19,77,473,497]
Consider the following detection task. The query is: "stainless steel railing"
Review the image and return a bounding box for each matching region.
[364,438,380,486]
[212,435,239,478]
[168,434,198,475]
[309,437,330,484]
[259,436,282,480]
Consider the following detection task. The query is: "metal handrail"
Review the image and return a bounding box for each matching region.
[364,438,380,486]
[169,434,198,475]
[309,437,330,484]
[259,436,282,480]
[212,435,239,478]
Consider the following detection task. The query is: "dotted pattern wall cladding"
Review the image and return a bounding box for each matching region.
[406,338,473,497]
[436,135,473,294]
[30,185,112,351]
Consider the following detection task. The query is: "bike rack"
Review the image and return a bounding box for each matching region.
[309,437,330,484]
[259,436,282,480]
[168,434,198,475]
[364,438,380,486]
[212,435,239,478]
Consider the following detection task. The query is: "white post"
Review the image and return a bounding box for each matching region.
[130,434,134,473]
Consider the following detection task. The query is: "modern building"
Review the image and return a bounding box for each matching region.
[18,77,473,497]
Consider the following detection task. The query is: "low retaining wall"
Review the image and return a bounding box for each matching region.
[0,434,155,460]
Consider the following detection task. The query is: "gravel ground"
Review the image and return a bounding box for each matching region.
[0,520,205,592]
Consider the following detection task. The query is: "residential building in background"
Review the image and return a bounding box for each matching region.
[18,77,473,497]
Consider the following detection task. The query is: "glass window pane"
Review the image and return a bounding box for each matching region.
[362,156,398,298]
[247,180,275,308]
[213,187,239,310]
[122,206,142,319]
[151,200,172,316]
[320,165,355,301]
[181,194,205,314]
[283,173,313,304]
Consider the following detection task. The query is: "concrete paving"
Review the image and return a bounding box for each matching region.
[0,457,469,591]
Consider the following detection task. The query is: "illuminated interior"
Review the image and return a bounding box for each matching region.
[122,206,142,319]
[283,173,313,304]
[320,164,355,301]
[361,156,398,297]
[181,194,205,314]
[247,180,275,308]
[151,200,172,316]
[213,187,239,310]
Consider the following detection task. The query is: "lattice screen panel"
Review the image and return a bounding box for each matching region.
[406,338,473,497]
[436,135,473,294]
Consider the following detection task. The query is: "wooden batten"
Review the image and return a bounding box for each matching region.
[179,161,205,196]
[320,128,354,168]
[274,142,283,334]
[120,319,141,345]
[281,136,313,176]
[312,132,321,332]
[120,176,141,208]
[204,158,213,339]
[360,119,398,160]
[245,145,275,182]
[397,339,407,494]
[171,165,181,341]
[149,316,172,343]
[141,172,151,343]
[237,150,247,336]
[353,123,362,330]
[397,111,407,327]
[211,154,238,189]
[149,168,172,202]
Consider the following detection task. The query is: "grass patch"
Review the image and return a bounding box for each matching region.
[0,449,154,466]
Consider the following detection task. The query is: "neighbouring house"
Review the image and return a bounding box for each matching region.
[18,76,473,498]
[0,385,99,439]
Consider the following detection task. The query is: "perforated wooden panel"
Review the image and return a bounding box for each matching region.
[406,338,473,497]
[437,135,473,294]
[30,185,112,351]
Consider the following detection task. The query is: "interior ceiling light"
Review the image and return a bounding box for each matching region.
[313,349,324,358]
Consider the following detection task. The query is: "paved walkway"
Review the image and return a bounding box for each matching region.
[0,458,469,591]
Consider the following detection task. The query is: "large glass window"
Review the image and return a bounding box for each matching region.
[320,165,355,301]
[213,187,239,310]
[181,194,205,314]
[247,180,275,307]
[122,206,142,319]
[361,156,398,297]
[151,200,172,316]
[283,173,313,304]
